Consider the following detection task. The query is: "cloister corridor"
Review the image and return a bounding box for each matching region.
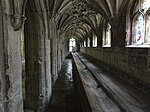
[0,0,150,112]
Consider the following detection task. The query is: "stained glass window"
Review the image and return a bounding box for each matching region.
[126,0,150,47]
[133,14,144,45]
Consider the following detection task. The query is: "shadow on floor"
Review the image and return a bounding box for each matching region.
[46,59,82,112]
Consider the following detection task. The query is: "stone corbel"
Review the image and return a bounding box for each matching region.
[11,14,26,31]
[11,0,27,31]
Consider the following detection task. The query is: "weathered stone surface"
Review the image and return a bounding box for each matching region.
[0,0,150,112]
[0,13,23,112]
[81,47,150,93]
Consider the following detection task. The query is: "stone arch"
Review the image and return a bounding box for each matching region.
[24,0,51,111]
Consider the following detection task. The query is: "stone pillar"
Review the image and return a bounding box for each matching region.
[57,42,60,72]
[50,38,58,82]
[67,40,70,51]
[57,42,63,71]
[148,50,150,71]
[110,16,126,49]
[0,11,23,112]
[49,18,59,82]
[55,39,58,76]
[24,10,51,110]
[85,36,88,47]
[76,40,80,52]
[43,12,52,104]
[96,30,103,47]
[90,36,93,47]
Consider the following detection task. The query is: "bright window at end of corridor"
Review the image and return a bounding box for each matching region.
[69,38,76,52]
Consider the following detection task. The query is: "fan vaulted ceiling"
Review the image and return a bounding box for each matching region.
[48,0,134,41]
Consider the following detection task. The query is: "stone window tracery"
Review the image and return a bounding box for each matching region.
[69,38,76,52]
[84,39,86,47]
[87,37,90,47]
[132,13,144,45]
[126,0,150,47]
[93,33,97,47]
[102,23,111,47]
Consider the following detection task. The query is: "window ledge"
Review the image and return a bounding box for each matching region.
[126,43,150,48]
[102,45,111,48]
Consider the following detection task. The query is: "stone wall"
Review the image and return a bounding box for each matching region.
[81,47,150,94]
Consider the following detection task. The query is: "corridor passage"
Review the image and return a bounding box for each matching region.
[46,59,82,112]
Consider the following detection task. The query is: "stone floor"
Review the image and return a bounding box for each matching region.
[46,59,82,112]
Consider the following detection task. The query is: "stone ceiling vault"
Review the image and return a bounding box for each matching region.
[47,0,135,43]
[1,0,137,42]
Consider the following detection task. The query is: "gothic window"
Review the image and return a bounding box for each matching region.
[84,39,86,47]
[132,14,144,45]
[80,41,84,47]
[102,23,111,47]
[69,38,76,52]
[93,33,97,47]
[87,37,90,47]
[126,0,150,47]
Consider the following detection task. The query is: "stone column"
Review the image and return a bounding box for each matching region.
[49,18,59,82]
[43,12,52,104]
[148,50,150,71]
[110,16,126,49]
[85,36,88,47]
[0,11,23,112]
[50,38,58,82]
[76,40,80,52]
[57,41,63,71]
[67,40,70,51]
[90,36,93,47]
[24,10,51,110]
[96,30,103,47]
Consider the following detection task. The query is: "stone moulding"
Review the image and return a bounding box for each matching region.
[11,14,26,31]
[11,0,27,31]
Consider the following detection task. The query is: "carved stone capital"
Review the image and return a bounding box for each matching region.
[11,14,26,31]
[11,0,27,31]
